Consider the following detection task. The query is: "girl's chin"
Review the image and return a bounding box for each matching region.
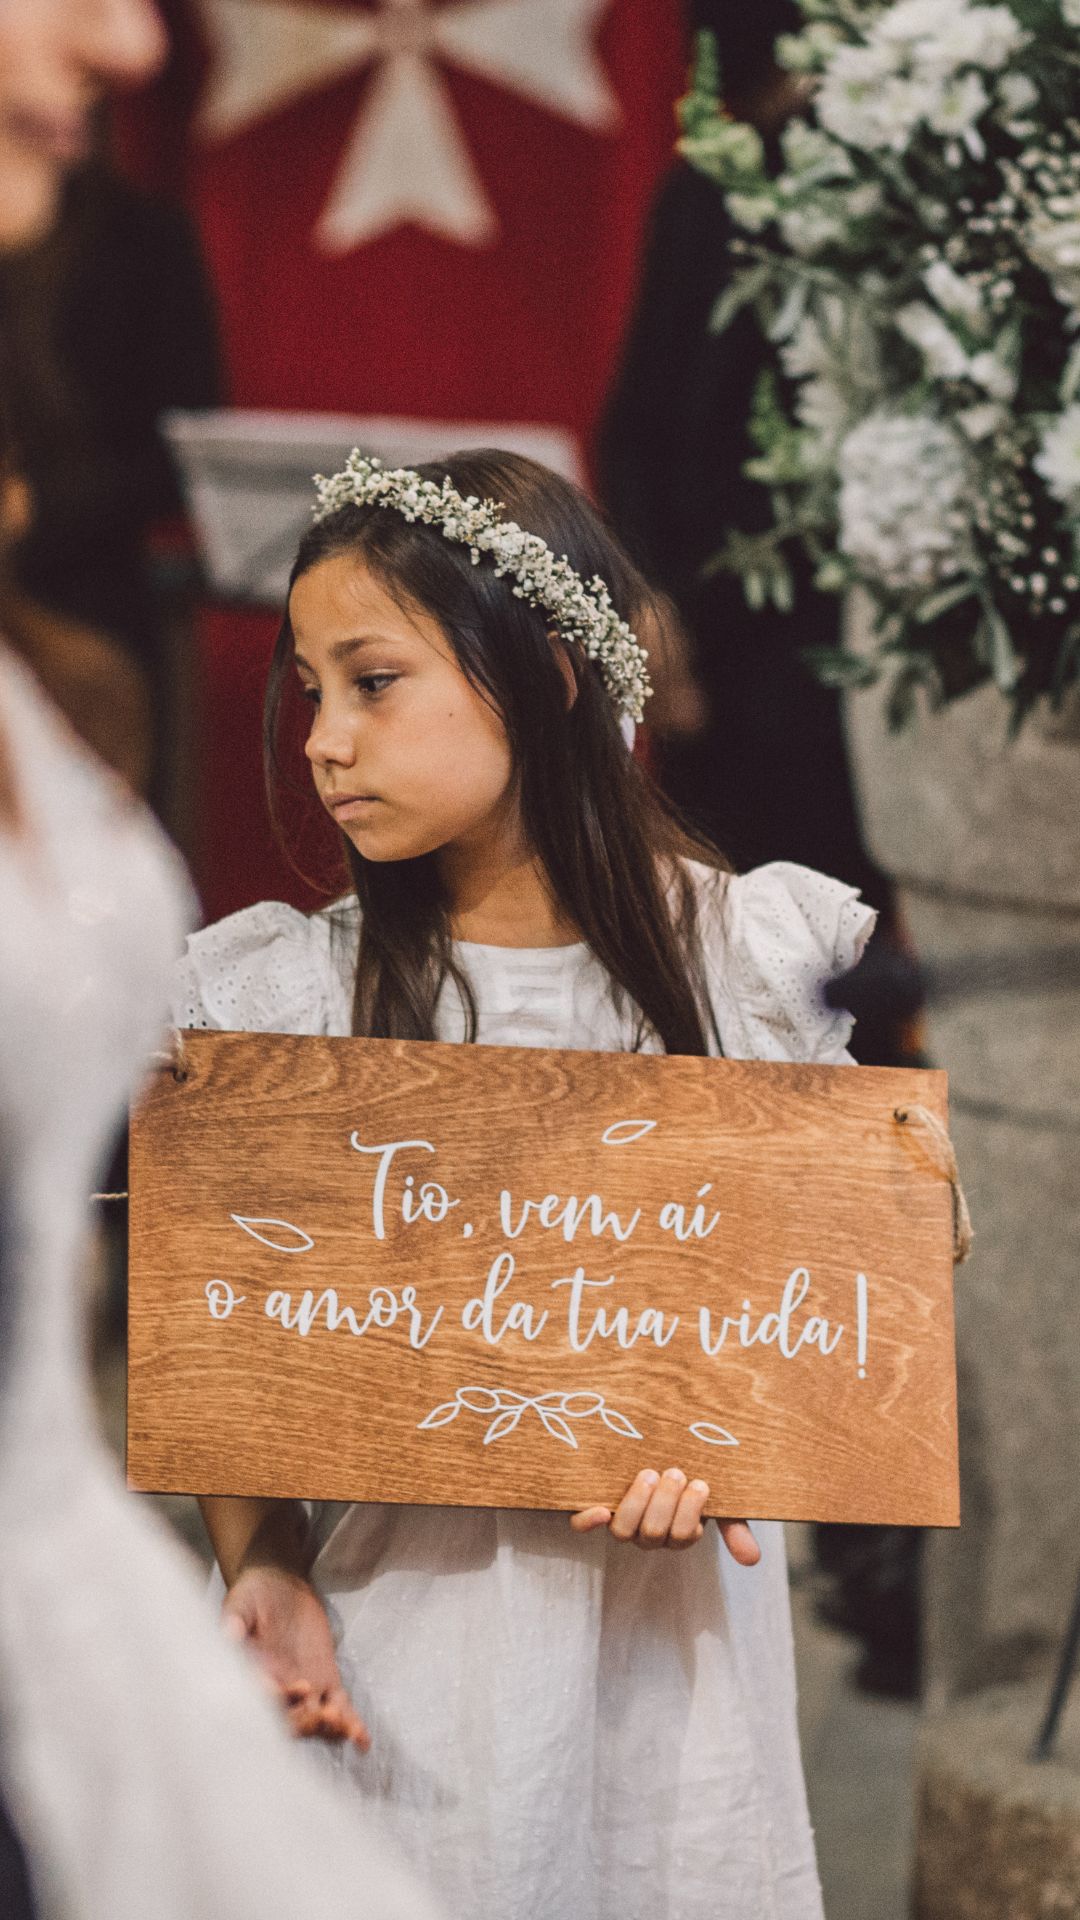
[339,821,433,864]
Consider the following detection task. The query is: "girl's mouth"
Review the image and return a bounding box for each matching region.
[328,794,382,822]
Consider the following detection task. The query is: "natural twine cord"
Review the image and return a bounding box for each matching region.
[894,1103,974,1264]
[148,1028,188,1081]
[90,1030,188,1204]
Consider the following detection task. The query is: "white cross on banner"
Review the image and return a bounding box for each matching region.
[199,0,621,249]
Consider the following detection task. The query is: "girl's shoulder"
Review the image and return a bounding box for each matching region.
[686,858,877,1064]
[171,897,358,1035]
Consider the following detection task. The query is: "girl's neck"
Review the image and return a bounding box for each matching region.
[439,825,580,950]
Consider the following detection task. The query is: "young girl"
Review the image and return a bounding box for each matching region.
[174,448,874,1920]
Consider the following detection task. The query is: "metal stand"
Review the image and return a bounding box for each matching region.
[1032,1566,1080,1762]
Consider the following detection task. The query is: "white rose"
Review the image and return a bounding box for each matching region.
[817,46,914,151]
[916,6,1028,75]
[874,0,967,45]
[927,70,989,147]
[837,413,973,590]
[1063,0,1080,26]
[1035,404,1080,504]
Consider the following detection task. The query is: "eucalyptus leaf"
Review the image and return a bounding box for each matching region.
[801,647,880,687]
[710,265,771,335]
[983,605,1022,693]
[915,583,976,624]
[1062,341,1080,407]
[771,557,795,612]
[885,665,923,732]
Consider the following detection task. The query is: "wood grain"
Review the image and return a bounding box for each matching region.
[127,1033,960,1526]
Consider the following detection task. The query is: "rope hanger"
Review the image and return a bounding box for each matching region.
[893,1104,974,1264]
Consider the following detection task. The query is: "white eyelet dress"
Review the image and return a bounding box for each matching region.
[173,860,875,1920]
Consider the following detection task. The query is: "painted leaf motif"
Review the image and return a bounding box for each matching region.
[558,1391,604,1418]
[417,1402,460,1430]
[690,1421,740,1447]
[483,1408,524,1446]
[600,1406,643,1440]
[537,1408,579,1449]
[230,1215,314,1254]
[457,1386,503,1413]
[601,1118,658,1146]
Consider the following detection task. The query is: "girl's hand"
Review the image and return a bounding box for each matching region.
[570,1468,761,1564]
[222,1564,370,1751]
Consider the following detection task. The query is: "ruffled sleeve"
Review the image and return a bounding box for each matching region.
[701,860,876,1065]
[171,901,335,1036]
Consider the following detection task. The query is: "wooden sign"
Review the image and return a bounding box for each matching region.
[127,1033,960,1526]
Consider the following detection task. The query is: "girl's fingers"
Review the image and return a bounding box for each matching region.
[635,1468,687,1547]
[570,1505,613,1533]
[573,1472,724,1553]
[328,1687,372,1752]
[285,1694,321,1738]
[669,1478,710,1548]
[287,1686,371,1751]
[281,1678,314,1705]
[609,1469,662,1543]
[717,1518,761,1566]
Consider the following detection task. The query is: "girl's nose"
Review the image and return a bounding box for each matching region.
[305,705,357,770]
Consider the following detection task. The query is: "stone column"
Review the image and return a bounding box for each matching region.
[844,674,1080,1702]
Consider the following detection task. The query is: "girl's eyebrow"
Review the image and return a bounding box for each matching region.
[293,635,399,672]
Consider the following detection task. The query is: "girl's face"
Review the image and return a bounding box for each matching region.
[291,553,518,866]
[0,0,164,249]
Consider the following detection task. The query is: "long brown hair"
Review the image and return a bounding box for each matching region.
[265,449,730,1054]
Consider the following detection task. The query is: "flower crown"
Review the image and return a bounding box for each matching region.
[311,451,653,722]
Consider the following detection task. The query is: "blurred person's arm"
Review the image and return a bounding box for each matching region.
[199,1494,371,1751]
[198,1494,310,1588]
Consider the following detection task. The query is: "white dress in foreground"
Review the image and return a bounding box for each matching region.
[175,860,874,1920]
[0,649,438,1920]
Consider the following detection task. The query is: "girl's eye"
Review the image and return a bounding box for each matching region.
[357,672,398,697]
[299,685,320,706]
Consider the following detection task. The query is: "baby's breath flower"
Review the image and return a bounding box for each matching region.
[311,455,653,722]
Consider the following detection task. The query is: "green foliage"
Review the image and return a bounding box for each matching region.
[681,0,1080,727]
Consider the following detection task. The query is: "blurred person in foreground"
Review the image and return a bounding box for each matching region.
[0,369,152,791]
[598,0,924,1699]
[0,128,221,804]
[0,6,438,1918]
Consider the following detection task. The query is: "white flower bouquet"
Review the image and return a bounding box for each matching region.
[679,0,1080,725]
